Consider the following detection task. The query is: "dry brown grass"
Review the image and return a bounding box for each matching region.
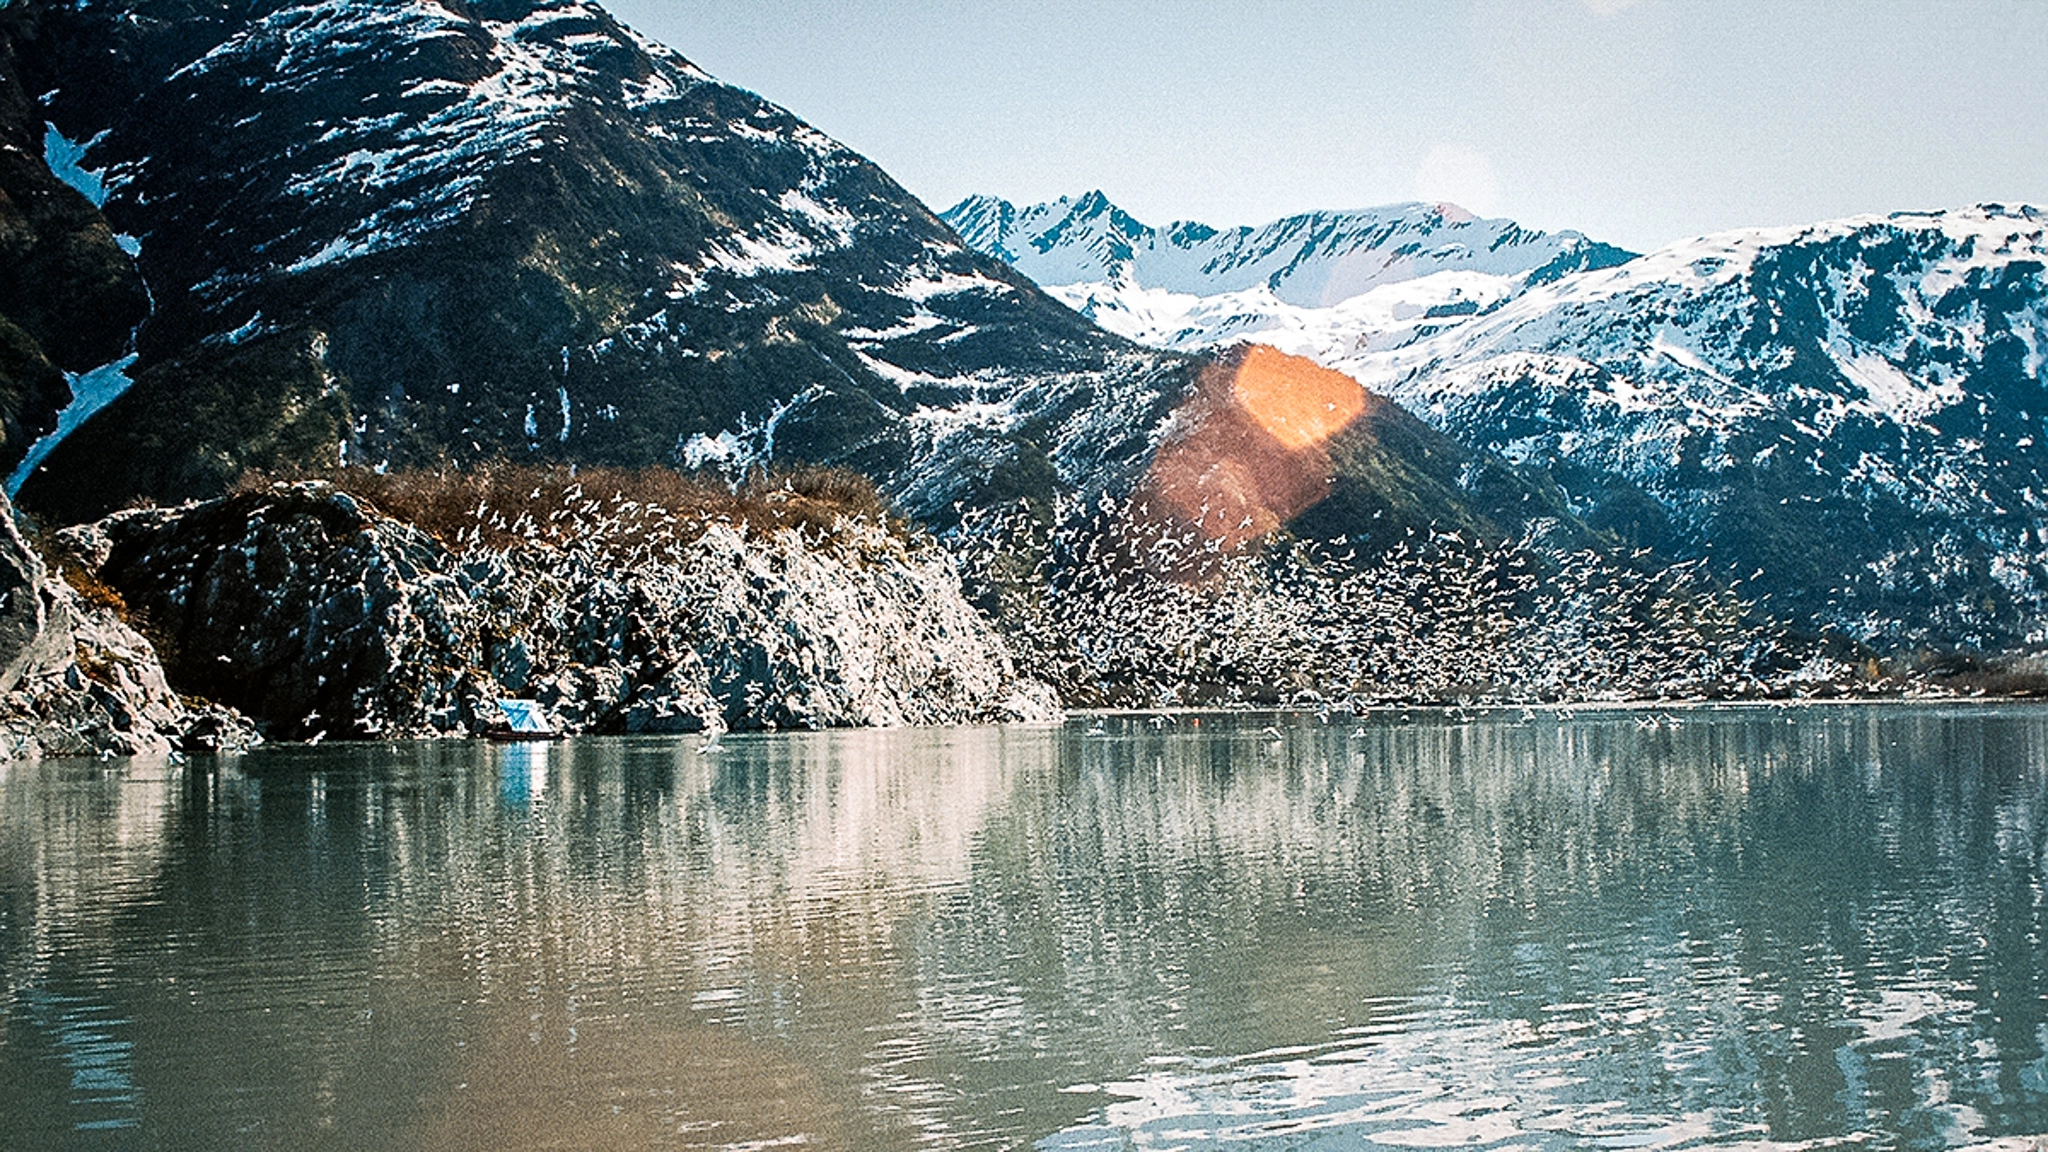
[234,463,899,554]
[56,559,129,617]
[1912,652,2048,698]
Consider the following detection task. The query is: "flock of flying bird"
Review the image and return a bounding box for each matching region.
[396,473,1838,717]
[953,492,1814,708]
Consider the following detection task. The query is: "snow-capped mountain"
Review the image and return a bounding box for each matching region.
[941,192,1633,352]
[12,2,2037,652]
[4,0,1180,523]
[960,189,2048,648]
[1328,206,2048,648]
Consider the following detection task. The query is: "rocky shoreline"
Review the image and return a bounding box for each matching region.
[2,479,1057,757]
[0,491,253,757]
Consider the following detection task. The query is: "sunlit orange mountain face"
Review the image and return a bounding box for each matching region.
[1142,345,1372,554]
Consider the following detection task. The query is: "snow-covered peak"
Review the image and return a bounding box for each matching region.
[941,193,1019,262]
[1365,203,2048,414]
[943,192,1634,308]
[1485,203,2043,315]
[1321,202,2048,648]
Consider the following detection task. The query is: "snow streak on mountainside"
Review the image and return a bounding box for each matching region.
[0,4,149,482]
[942,192,1634,353]
[1337,205,2048,648]
[5,0,1181,523]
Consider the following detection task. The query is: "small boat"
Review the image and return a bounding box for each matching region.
[484,698,562,742]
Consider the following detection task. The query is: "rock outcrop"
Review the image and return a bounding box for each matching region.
[0,491,253,757]
[65,481,1056,740]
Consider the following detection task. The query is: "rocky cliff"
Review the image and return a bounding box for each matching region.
[59,479,1055,741]
[0,490,252,756]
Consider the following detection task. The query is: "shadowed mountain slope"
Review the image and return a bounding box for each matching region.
[0,3,150,482]
[5,0,1173,523]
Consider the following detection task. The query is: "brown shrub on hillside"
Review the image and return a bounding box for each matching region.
[233,463,898,557]
[55,559,130,616]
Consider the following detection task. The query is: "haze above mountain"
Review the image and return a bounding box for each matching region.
[605,0,2048,256]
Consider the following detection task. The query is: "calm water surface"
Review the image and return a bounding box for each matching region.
[2,706,2046,1150]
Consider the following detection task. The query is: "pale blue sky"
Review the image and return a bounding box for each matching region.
[605,0,2048,253]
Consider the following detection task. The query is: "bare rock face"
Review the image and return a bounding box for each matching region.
[71,484,488,740]
[0,491,254,757]
[681,521,1060,729]
[77,482,1056,740]
[0,2,152,479]
[0,491,61,693]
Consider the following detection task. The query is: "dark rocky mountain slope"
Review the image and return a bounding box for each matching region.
[0,3,149,482]
[3,0,1174,524]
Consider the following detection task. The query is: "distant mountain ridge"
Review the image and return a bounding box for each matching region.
[942,192,1633,305]
[1342,204,2048,648]
[941,192,1635,353]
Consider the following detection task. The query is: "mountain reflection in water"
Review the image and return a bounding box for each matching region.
[1,706,2045,1150]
